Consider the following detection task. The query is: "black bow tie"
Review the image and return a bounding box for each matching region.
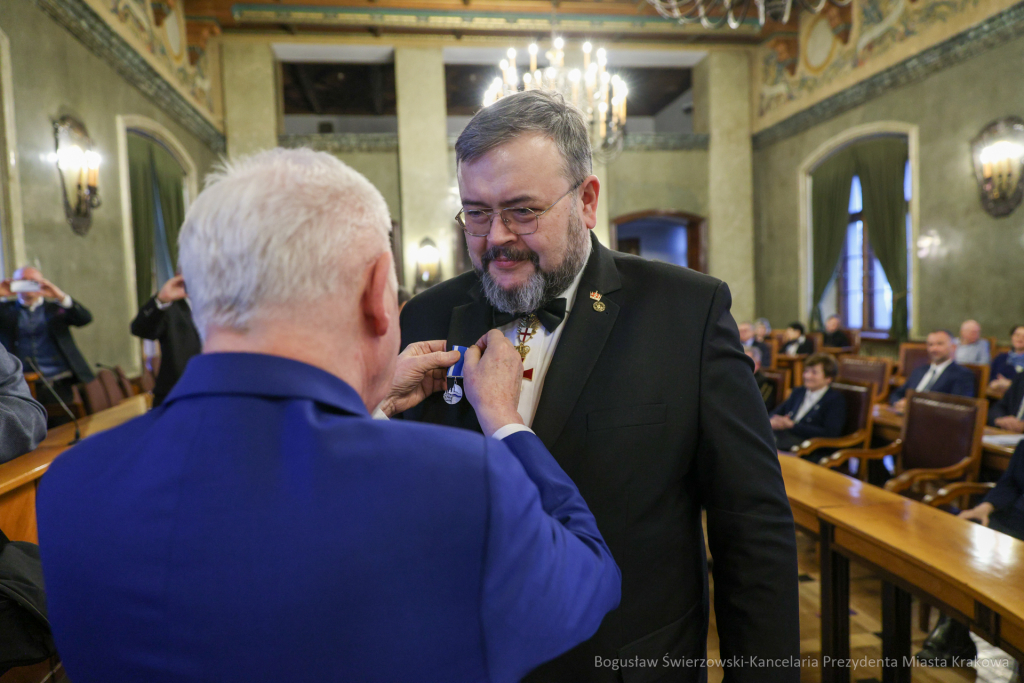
[493,298,567,333]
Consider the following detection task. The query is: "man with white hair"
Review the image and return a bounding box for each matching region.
[36,149,620,683]
[954,319,991,364]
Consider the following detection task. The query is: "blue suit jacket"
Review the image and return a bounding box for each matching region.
[770,386,847,439]
[889,361,976,403]
[37,353,621,683]
[990,370,1024,424]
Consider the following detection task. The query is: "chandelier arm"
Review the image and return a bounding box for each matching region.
[648,0,706,23]
[698,0,731,30]
[828,0,854,7]
[795,0,827,13]
[727,0,752,29]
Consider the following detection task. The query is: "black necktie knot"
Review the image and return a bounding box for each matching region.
[493,297,567,332]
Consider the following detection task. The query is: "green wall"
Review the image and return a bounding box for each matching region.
[335,151,402,224]
[754,31,1024,343]
[0,0,219,374]
[606,149,709,221]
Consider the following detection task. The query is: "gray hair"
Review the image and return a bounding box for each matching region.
[455,89,592,186]
[746,345,763,365]
[755,317,772,333]
[178,148,392,338]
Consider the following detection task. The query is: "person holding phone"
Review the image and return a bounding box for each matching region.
[131,274,201,406]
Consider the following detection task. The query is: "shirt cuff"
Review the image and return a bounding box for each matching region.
[155,297,172,310]
[492,423,535,440]
[59,294,73,308]
[372,404,389,420]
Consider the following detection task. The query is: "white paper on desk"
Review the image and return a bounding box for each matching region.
[982,433,1024,447]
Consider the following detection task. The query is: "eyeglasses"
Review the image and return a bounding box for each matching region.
[456,181,583,237]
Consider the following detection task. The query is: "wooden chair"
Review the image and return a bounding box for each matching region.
[759,368,791,410]
[837,356,892,404]
[765,337,779,369]
[809,331,824,353]
[97,368,127,406]
[22,372,39,400]
[984,336,999,361]
[821,329,861,357]
[80,378,111,414]
[792,380,875,470]
[959,362,991,399]
[821,390,988,498]
[897,342,930,381]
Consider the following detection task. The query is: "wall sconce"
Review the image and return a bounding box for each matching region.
[414,237,441,293]
[971,117,1024,217]
[52,116,101,236]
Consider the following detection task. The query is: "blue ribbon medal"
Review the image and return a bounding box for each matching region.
[444,345,468,405]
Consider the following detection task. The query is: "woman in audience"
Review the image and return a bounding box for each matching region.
[754,317,772,343]
[989,324,1024,393]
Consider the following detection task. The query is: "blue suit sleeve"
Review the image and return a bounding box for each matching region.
[771,392,797,417]
[479,431,621,683]
[983,440,1024,511]
[953,368,976,398]
[792,392,846,439]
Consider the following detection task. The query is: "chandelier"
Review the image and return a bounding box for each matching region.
[483,38,628,162]
[645,0,851,29]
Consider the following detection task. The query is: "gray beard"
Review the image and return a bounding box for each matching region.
[476,211,591,316]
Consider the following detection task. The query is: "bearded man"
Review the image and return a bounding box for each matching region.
[399,90,799,683]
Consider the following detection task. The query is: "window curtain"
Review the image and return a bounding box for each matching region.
[855,138,909,343]
[151,143,185,269]
[127,135,156,310]
[810,147,856,328]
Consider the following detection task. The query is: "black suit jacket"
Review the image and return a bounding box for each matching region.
[400,236,800,683]
[889,362,976,403]
[130,297,201,406]
[989,371,1024,424]
[781,337,814,356]
[0,299,95,383]
[771,386,847,439]
[823,330,850,348]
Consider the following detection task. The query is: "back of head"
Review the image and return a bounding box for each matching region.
[788,322,805,335]
[805,353,838,380]
[179,148,392,339]
[456,89,592,186]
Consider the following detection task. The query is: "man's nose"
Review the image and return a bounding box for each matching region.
[487,212,519,246]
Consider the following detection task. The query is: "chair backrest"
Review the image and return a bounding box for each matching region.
[830,379,874,435]
[984,337,998,359]
[97,368,126,406]
[846,329,861,354]
[897,342,929,378]
[759,368,791,410]
[809,332,823,353]
[959,363,990,398]
[765,337,779,369]
[837,356,893,403]
[80,379,110,414]
[899,391,987,477]
[139,367,156,393]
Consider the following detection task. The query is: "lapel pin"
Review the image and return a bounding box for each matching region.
[591,291,606,312]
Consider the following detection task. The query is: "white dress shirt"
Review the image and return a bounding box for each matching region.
[499,241,592,428]
[915,359,952,391]
[784,336,806,356]
[793,386,828,423]
[22,294,73,312]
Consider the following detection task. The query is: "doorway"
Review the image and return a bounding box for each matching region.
[611,210,707,272]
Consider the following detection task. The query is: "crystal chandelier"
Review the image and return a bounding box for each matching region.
[483,38,628,162]
[645,0,851,30]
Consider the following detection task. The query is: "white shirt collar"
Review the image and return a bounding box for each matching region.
[930,358,953,374]
[803,385,828,403]
[20,298,44,312]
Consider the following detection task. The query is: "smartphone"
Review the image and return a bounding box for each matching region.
[10,280,41,293]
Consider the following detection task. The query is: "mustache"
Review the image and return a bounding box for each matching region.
[481,245,539,269]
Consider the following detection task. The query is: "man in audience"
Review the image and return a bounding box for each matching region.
[822,315,850,348]
[745,345,776,410]
[781,321,814,355]
[769,353,846,453]
[988,369,1024,432]
[954,319,990,364]
[754,317,772,343]
[37,149,620,683]
[889,330,975,411]
[130,274,201,407]
[0,267,94,405]
[989,324,1024,393]
[740,320,772,367]
[0,343,47,464]
[400,90,800,682]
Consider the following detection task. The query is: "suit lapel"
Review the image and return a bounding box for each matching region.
[531,235,622,446]
[446,280,493,351]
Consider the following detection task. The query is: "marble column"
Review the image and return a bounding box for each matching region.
[394,47,453,288]
[221,41,278,158]
[705,50,755,322]
[593,159,611,247]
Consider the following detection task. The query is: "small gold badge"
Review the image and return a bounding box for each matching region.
[590,291,602,301]
[593,301,606,312]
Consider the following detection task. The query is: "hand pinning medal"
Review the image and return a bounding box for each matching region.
[444,345,468,405]
[590,291,606,313]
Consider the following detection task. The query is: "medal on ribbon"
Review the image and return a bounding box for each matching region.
[444,345,468,405]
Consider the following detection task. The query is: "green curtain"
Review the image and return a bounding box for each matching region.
[855,138,909,343]
[127,135,156,310]
[810,147,857,328]
[151,142,185,268]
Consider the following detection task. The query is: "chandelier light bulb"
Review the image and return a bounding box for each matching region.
[554,37,564,50]
[569,69,581,83]
[500,59,508,71]
[583,42,593,54]
[528,43,538,55]
[597,48,607,64]
[507,48,516,60]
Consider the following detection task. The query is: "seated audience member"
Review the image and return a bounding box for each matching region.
[130,274,201,407]
[397,286,411,312]
[781,322,814,356]
[0,267,95,405]
[954,319,990,365]
[739,321,772,367]
[990,324,1024,393]
[917,439,1024,667]
[745,345,776,411]
[36,149,620,683]
[822,315,850,348]
[754,317,772,343]
[0,344,47,464]
[989,370,1024,432]
[889,330,975,411]
[769,353,846,453]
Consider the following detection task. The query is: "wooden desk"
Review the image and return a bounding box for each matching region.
[778,455,903,532]
[0,394,151,542]
[871,404,1016,472]
[775,354,806,387]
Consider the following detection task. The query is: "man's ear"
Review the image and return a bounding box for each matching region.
[362,251,395,338]
[579,175,601,231]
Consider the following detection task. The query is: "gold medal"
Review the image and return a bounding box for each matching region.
[515,315,541,362]
[593,301,606,312]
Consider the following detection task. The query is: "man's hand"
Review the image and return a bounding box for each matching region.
[990,376,1013,393]
[958,502,994,527]
[994,416,1024,433]
[892,398,907,414]
[36,277,66,302]
[769,414,794,431]
[463,329,525,437]
[379,340,461,418]
[0,280,12,298]
[157,274,187,304]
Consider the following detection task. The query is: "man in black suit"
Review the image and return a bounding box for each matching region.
[822,315,850,348]
[130,274,202,406]
[0,266,95,405]
[781,322,814,355]
[769,353,846,453]
[889,330,976,411]
[739,320,772,368]
[399,90,799,683]
[988,369,1024,432]
[745,345,777,411]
